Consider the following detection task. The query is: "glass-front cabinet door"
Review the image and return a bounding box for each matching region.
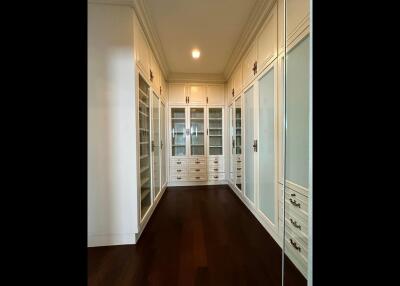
[244,86,255,203]
[235,96,242,191]
[152,92,160,198]
[171,108,187,157]
[229,104,235,182]
[138,75,151,219]
[160,101,166,187]
[207,108,223,156]
[190,107,205,156]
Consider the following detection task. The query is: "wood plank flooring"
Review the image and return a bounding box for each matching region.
[88,185,306,286]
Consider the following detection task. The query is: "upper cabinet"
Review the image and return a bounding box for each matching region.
[149,52,160,91]
[134,16,150,79]
[242,42,257,88]
[169,83,224,106]
[206,85,225,106]
[257,3,277,72]
[169,84,187,105]
[188,85,207,105]
[278,0,284,54]
[287,0,310,46]
[160,74,168,102]
[233,62,243,95]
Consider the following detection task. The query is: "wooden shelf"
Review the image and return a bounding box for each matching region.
[141,188,150,201]
[139,99,149,108]
[139,111,149,117]
[139,88,148,98]
[140,154,149,160]
[141,176,150,186]
[140,166,150,173]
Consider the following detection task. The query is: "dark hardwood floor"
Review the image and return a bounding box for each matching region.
[88,185,306,286]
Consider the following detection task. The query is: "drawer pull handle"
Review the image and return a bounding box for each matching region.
[290,193,296,197]
[196,176,200,179]
[196,169,200,171]
[290,239,301,252]
[237,160,241,163]
[195,161,200,164]
[177,177,181,180]
[289,198,301,207]
[237,168,241,170]
[177,162,181,164]
[213,160,218,163]
[237,175,241,178]
[213,175,218,178]
[177,169,181,172]
[214,168,218,171]
[290,218,301,230]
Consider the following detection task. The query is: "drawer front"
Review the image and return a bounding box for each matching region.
[188,158,206,164]
[285,216,308,247]
[285,187,308,215]
[285,228,308,262]
[208,165,224,173]
[170,174,188,182]
[208,157,224,166]
[188,161,207,169]
[188,174,207,181]
[170,168,188,176]
[284,207,308,239]
[188,166,207,174]
[170,159,187,168]
[208,173,224,181]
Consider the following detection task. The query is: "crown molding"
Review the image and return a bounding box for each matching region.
[88,0,170,79]
[168,73,225,84]
[223,0,275,80]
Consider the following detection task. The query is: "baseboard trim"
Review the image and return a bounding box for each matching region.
[88,233,136,247]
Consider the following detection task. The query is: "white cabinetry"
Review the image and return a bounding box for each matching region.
[168,84,187,105]
[206,85,225,106]
[188,84,207,105]
[257,3,277,72]
[287,0,310,47]
[134,15,150,79]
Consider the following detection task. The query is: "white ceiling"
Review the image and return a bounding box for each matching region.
[145,0,258,75]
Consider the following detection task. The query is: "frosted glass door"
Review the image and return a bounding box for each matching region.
[235,97,242,190]
[258,67,276,222]
[190,108,205,156]
[171,108,186,156]
[208,108,223,155]
[160,101,166,187]
[152,92,160,198]
[139,75,151,219]
[244,87,254,203]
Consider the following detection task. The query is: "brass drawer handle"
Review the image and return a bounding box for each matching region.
[196,169,200,171]
[290,239,301,252]
[177,169,181,172]
[195,161,200,164]
[290,218,301,230]
[177,162,181,165]
[290,193,296,197]
[196,176,200,179]
[289,198,301,207]
[213,160,218,163]
[177,177,181,180]
[213,175,218,179]
[213,168,218,171]
[237,168,241,170]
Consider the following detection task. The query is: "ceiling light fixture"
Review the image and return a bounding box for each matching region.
[192,49,200,59]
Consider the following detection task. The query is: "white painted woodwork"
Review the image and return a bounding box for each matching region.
[242,42,257,88]
[168,84,187,105]
[287,0,310,45]
[233,62,243,95]
[278,0,285,54]
[206,85,225,106]
[256,3,277,72]
[134,14,150,78]
[188,85,207,105]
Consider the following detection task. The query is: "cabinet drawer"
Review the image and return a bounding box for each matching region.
[285,187,308,215]
[208,156,224,165]
[189,158,206,164]
[285,228,308,262]
[171,158,187,167]
[170,167,187,175]
[170,174,188,182]
[208,165,224,173]
[208,173,224,181]
[188,166,207,174]
[284,210,308,246]
[188,174,207,181]
[188,161,206,168]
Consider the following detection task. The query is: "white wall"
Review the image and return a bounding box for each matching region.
[88,3,138,246]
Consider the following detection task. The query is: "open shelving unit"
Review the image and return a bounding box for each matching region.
[139,75,152,219]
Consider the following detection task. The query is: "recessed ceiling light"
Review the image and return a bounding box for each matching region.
[192,49,200,59]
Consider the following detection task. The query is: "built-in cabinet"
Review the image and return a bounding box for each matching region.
[226,0,310,279]
[168,83,225,185]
